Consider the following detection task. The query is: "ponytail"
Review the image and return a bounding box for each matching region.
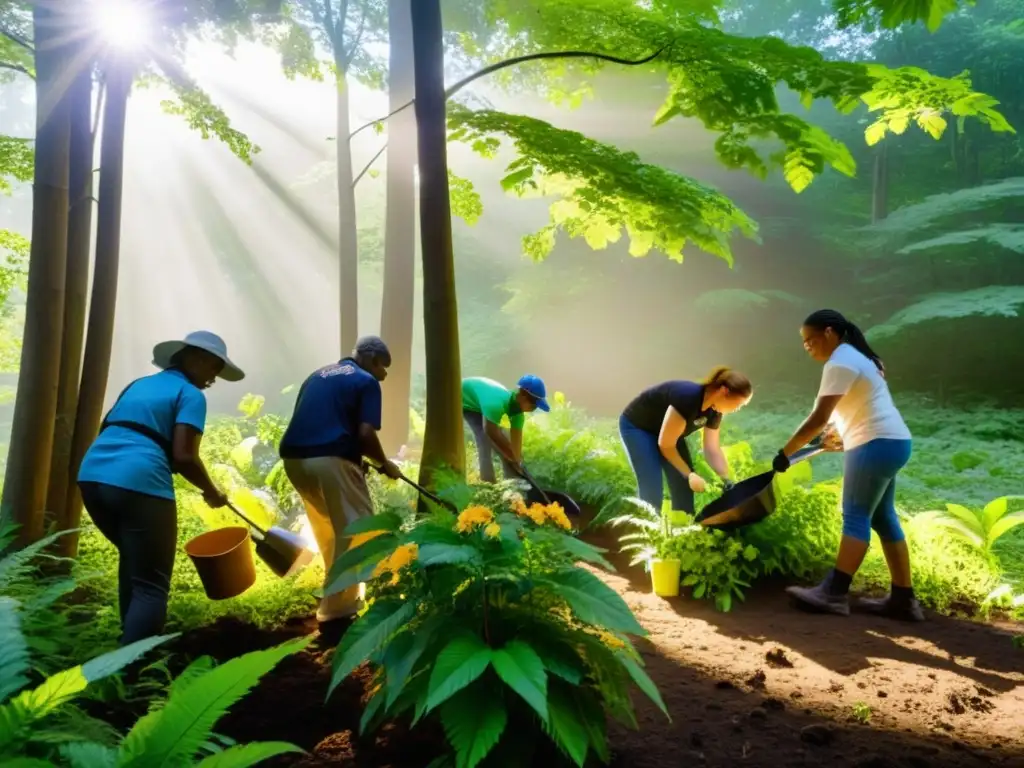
[803,309,884,373]
[702,366,753,397]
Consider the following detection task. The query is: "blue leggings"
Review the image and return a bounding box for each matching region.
[619,414,695,514]
[842,438,912,543]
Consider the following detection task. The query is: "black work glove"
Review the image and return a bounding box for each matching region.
[772,450,791,474]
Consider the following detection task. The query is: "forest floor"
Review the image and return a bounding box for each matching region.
[122,524,1024,768]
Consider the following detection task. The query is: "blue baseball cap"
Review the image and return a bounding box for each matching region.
[517,374,550,412]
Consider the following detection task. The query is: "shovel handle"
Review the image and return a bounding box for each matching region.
[512,464,551,505]
[225,502,268,538]
[363,460,458,512]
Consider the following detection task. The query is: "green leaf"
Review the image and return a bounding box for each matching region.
[544,681,590,767]
[360,684,387,736]
[342,512,404,537]
[384,619,440,708]
[987,511,1024,549]
[416,543,483,567]
[193,742,304,767]
[0,597,29,702]
[532,529,615,571]
[118,637,310,767]
[330,601,417,696]
[59,742,117,768]
[425,634,492,714]
[500,166,533,191]
[616,653,669,718]
[540,568,645,635]
[440,686,508,768]
[323,532,398,588]
[491,641,548,722]
[865,121,887,147]
[533,640,585,685]
[981,496,1011,532]
[917,112,947,140]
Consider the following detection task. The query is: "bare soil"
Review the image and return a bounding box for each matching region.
[100,527,1024,767]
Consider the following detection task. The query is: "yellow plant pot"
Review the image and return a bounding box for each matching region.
[650,558,681,597]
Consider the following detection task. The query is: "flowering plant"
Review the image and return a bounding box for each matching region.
[322,481,667,768]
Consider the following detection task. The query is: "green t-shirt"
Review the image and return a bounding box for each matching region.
[461,377,525,429]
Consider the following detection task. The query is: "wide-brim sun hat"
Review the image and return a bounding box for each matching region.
[152,330,245,382]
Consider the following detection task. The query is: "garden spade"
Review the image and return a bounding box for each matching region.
[695,444,826,531]
[225,502,316,578]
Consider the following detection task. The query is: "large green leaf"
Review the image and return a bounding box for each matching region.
[544,681,591,767]
[988,511,1024,549]
[59,742,118,768]
[193,742,303,767]
[425,634,493,714]
[118,636,310,767]
[981,496,1010,533]
[0,597,29,702]
[323,533,398,587]
[330,601,417,696]
[81,634,178,683]
[440,685,508,768]
[491,641,548,723]
[540,568,645,635]
[416,542,483,567]
[532,529,615,571]
[616,653,670,719]
[384,618,443,709]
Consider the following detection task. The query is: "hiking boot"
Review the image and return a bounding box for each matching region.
[786,583,850,616]
[857,594,925,622]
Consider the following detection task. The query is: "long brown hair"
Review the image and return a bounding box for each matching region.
[702,366,753,398]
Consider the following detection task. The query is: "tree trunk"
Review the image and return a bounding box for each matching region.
[0,2,73,546]
[411,0,465,485]
[48,59,96,555]
[335,77,359,356]
[378,0,417,456]
[62,61,132,557]
[870,142,888,223]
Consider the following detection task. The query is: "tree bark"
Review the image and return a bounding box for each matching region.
[47,58,96,555]
[871,142,889,223]
[63,60,132,557]
[411,0,465,485]
[0,2,73,546]
[335,77,360,356]
[378,0,417,456]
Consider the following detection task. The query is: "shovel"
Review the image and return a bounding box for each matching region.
[695,443,825,531]
[363,460,458,513]
[511,463,583,518]
[225,502,316,578]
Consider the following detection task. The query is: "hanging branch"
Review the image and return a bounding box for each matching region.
[0,25,33,53]
[0,61,32,78]
[352,141,388,187]
[347,44,672,142]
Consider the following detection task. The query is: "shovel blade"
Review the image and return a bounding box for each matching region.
[256,527,315,578]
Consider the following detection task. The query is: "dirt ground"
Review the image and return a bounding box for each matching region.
[124,526,1024,768]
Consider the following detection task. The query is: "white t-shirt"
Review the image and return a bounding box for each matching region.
[817,344,911,450]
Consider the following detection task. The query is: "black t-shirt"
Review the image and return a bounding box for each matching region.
[621,380,723,437]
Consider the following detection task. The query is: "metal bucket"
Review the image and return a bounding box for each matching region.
[185,526,257,600]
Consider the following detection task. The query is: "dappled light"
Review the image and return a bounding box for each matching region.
[0,0,1022,766]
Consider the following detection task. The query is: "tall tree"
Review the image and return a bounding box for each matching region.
[0,0,73,545]
[62,50,132,558]
[412,0,464,483]
[46,55,97,555]
[275,1,388,355]
[377,0,417,455]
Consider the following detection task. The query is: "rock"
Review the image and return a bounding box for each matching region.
[877,690,888,698]
[748,707,768,721]
[800,724,835,746]
[746,669,767,689]
[763,698,786,711]
[715,680,735,690]
[766,647,794,668]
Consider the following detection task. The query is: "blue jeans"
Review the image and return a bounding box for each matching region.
[842,438,912,543]
[618,414,694,514]
[79,481,178,645]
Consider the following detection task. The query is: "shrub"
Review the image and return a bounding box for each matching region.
[324,478,667,768]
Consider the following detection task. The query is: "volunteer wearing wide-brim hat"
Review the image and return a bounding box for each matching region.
[77,330,243,645]
[461,373,550,482]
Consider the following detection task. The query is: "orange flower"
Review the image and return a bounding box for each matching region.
[456,505,495,533]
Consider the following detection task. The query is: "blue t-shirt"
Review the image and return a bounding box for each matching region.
[279,358,382,463]
[78,369,207,500]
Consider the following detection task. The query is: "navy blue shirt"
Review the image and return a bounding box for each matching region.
[621,380,722,437]
[279,358,382,463]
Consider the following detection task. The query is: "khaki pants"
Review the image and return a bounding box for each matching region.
[283,456,373,622]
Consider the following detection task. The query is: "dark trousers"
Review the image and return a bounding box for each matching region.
[79,481,178,645]
[463,409,516,483]
[618,414,696,514]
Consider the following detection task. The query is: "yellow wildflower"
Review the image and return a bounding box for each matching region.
[484,522,501,539]
[597,629,626,650]
[523,503,548,526]
[372,542,419,585]
[456,505,495,533]
[544,502,572,531]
